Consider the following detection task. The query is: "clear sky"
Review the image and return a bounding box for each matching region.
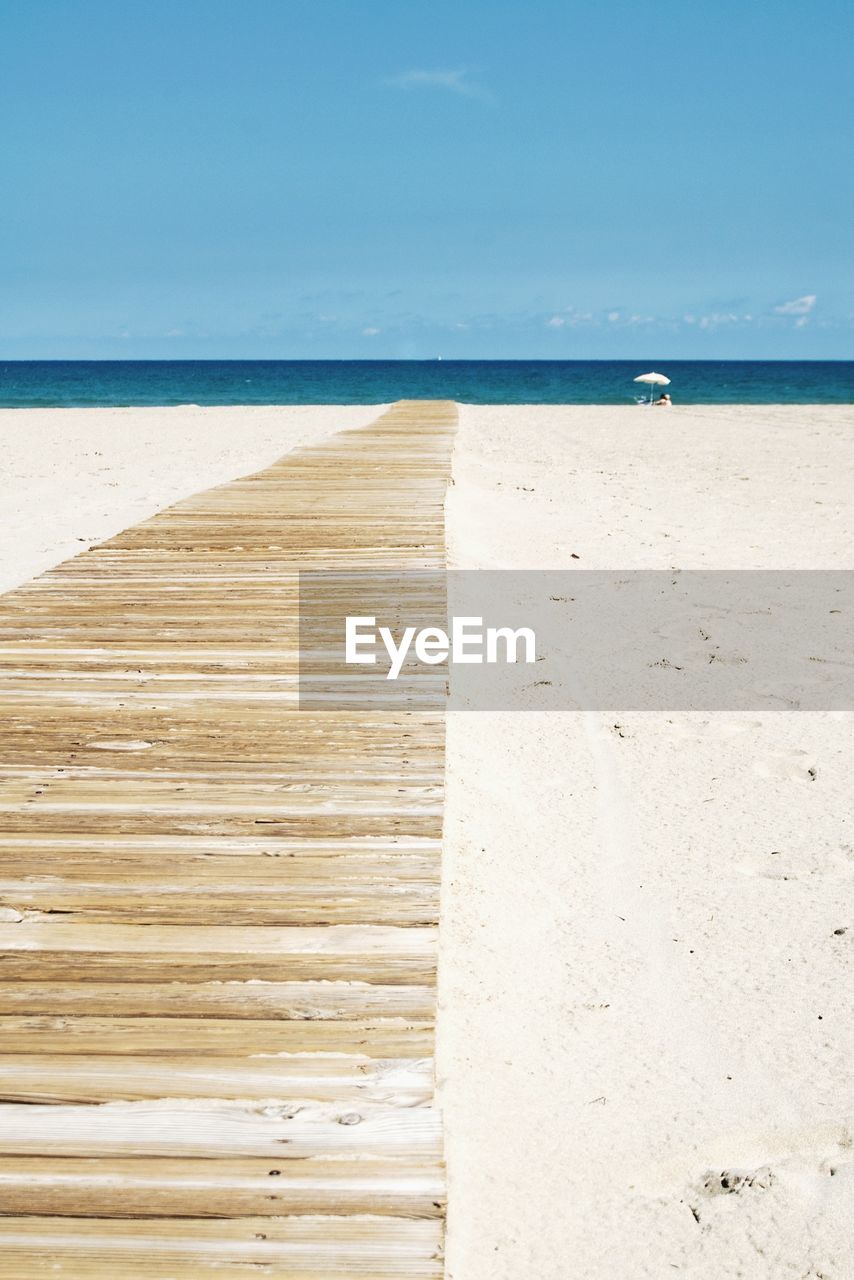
[1,0,852,359]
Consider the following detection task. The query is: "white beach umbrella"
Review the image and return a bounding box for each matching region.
[633,371,671,403]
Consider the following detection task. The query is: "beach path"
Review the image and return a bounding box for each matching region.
[0,400,456,1276]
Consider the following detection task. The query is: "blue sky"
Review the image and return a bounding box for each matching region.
[1,0,852,359]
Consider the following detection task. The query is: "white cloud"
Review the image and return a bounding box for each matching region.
[774,294,816,316]
[607,311,621,323]
[384,68,493,103]
[362,326,381,336]
[698,312,739,329]
[547,310,595,328]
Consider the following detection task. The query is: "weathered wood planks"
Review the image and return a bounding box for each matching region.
[0,1156,445,1217]
[0,1215,444,1277]
[0,401,456,1275]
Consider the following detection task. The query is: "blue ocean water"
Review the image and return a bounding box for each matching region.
[0,360,852,407]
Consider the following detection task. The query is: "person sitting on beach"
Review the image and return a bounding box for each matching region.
[656,392,672,407]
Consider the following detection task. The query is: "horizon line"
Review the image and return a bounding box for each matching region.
[1,356,853,365]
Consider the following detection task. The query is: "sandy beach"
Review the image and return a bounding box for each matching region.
[1,402,852,1278]
[441,404,854,1278]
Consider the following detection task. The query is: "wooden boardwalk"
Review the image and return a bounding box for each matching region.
[0,401,456,1276]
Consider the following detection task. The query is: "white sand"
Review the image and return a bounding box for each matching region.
[1,402,852,1277]
[0,405,383,593]
[440,405,854,1279]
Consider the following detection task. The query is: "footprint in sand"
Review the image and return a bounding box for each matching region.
[736,842,854,882]
[753,749,818,783]
[665,718,764,743]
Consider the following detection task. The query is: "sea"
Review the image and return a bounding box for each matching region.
[0,360,852,408]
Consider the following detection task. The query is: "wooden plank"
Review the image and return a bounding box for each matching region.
[0,982,436,1019]
[0,1157,445,1218]
[0,885,439,926]
[0,1055,434,1104]
[0,1100,443,1159]
[0,923,437,983]
[0,400,456,1271]
[0,1018,434,1058]
[0,1216,444,1277]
